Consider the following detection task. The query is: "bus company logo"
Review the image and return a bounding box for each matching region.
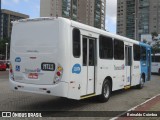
[72,64,81,74]
[24,68,41,73]
[152,64,158,66]
[114,64,125,70]
[134,65,139,69]
[15,57,21,62]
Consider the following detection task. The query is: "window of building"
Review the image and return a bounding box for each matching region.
[134,44,140,61]
[114,39,124,60]
[73,28,81,58]
[99,35,113,59]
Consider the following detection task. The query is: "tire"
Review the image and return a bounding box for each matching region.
[137,76,145,89]
[98,79,111,103]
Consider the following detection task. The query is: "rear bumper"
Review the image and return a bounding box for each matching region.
[10,79,69,98]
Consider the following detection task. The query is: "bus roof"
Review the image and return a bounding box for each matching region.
[12,17,151,48]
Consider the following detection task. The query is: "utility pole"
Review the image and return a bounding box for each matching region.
[70,0,73,20]
[134,0,137,40]
[5,43,8,63]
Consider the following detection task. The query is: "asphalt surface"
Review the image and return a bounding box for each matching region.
[0,71,160,120]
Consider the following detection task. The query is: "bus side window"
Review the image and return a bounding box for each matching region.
[155,56,160,62]
[141,46,146,61]
[152,55,155,62]
[73,28,81,58]
[133,44,140,61]
[99,35,113,59]
[114,39,124,60]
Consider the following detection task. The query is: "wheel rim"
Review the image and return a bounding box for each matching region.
[104,83,110,98]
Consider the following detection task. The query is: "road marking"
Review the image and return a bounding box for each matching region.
[110,94,160,120]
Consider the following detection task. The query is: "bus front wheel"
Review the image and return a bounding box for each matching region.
[98,79,111,103]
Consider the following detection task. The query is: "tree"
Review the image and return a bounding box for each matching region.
[150,31,160,54]
[151,31,158,41]
[142,39,147,43]
[152,41,160,54]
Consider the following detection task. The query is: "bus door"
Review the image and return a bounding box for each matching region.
[147,50,151,80]
[81,36,96,96]
[125,46,132,86]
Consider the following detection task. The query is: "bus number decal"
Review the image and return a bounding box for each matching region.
[41,63,55,71]
[72,64,81,74]
[114,64,125,70]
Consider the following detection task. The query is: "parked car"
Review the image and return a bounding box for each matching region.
[0,61,7,71]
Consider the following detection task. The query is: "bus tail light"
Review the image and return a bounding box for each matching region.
[54,64,63,84]
[9,64,14,81]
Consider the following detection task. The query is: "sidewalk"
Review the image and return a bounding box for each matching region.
[114,94,160,120]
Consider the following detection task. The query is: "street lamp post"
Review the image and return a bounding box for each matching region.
[5,43,8,63]
[133,13,138,40]
[135,18,138,40]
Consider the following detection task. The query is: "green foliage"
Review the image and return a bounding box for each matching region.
[151,31,158,40]
[151,31,158,37]
[142,39,147,43]
[152,41,160,54]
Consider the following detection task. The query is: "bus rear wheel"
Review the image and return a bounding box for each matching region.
[137,76,144,89]
[98,79,111,103]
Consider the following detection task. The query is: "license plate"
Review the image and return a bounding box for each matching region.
[28,73,38,79]
[41,63,55,71]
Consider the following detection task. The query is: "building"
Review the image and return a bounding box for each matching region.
[0,9,29,39]
[117,0,160,41]
[40,0,106,29]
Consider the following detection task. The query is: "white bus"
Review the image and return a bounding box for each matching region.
[10,17,151,102]
[152,54,160,75]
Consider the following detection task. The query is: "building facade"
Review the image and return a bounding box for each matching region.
[40,0,106,29]
[117,0,160,41]
[0,9,29,39]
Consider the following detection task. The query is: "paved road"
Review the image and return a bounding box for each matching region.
[0,71,160,120]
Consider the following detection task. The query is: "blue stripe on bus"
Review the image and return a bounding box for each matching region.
[139,42,151,81]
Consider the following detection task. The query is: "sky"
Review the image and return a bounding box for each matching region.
[1,0,117,33]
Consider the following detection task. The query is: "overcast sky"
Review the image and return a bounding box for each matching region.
[2,0,117,33]
[106,0,117,33]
